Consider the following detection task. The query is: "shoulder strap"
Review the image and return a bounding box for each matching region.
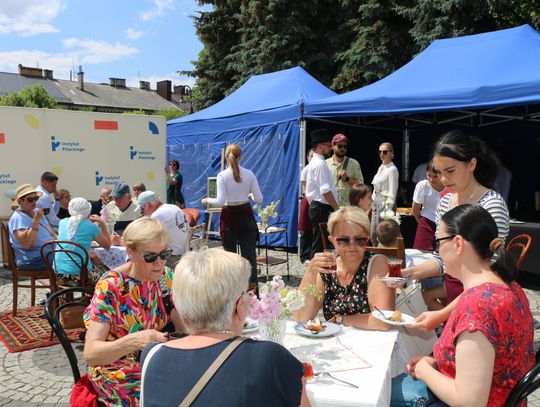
[342,156,349,171]
[139,342,165,407]
[180,336,248,407]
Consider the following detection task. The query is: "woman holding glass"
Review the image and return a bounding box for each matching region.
[293,206,394,330]
[370,142,399,244]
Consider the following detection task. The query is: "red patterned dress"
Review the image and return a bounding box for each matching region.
[433,281,534,406]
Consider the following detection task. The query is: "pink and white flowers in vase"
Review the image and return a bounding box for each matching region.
[248,275,304,344]
[100,201,122,234]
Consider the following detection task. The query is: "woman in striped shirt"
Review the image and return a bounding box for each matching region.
[402,130,509,330]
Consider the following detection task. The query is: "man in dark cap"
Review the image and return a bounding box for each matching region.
[305,129,339,258]
[326,133,364,207]
[110,182,141,235]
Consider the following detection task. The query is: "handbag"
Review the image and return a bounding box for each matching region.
[70,373,99,407]
[140,336,247,407]
[390,373,437,407]
[396,283,438,357]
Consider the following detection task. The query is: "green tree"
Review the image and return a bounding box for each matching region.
[0,85,57,108]
[332,0,414,92]
[154,108,187,120]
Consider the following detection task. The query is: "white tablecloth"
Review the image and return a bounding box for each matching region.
[93,246,128,269]
[283,322,408,407]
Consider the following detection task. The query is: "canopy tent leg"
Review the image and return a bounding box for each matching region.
[298,119,307,257]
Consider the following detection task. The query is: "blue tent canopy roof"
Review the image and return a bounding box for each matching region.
[305,25,540,117]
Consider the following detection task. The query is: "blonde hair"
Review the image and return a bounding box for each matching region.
[173,248,250,333]
[380,142,394,152]
[328,206,371,236]
[132,182,146,193]
[225,144,242,183]
[123,217,170,251]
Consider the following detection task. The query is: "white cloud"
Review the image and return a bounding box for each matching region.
[126,72,196,89]
[139,0,174,21]
[126,28,144,40]
[0,0,65,36]
[0,39,139,79]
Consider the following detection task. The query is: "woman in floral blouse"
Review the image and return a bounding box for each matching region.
[407,205,533,406]
[83,217,182,406]
[293,206,395,330]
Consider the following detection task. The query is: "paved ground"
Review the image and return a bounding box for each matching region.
[0,245,538,406]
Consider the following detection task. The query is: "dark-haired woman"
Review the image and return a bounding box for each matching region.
[201,144,263,290]
[402,130,509,329]
[165,159,185,208]
[407,204,533,407]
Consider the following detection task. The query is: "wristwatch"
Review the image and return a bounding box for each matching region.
[335,315,344,325]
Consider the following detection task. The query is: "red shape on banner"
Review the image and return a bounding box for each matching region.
[94,120,118,130]
[0,133,4,144]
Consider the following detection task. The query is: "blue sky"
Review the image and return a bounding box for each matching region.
[0,0,208,89]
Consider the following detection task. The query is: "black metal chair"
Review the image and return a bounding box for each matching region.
[504,360,540,406]
[44,287,93,383]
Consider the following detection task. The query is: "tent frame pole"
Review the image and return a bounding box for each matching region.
[298,119,307,256]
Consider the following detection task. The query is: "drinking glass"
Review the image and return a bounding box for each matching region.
[387,256,402,278]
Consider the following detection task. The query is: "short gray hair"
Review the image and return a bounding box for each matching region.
[328,206,371,236]
[173,248,250,333]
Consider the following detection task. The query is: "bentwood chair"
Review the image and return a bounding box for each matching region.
[44,287,93,384]
[187,223,206,251]
[504,360,540,406]
[0,221,50,316]
[366,237,406,267]
[505,234,532,269]
[318,222,332,250]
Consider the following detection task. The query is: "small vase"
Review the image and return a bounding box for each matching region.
[259,318,286,344]
[106,222,116,235]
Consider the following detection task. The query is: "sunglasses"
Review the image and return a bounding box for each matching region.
[23,196,40,203]
[431,235,456,253]
[334,237,369,248]
[139,205,146,216]
[136,249,173,263]
[379,150,390,155]
[335,144,347,149]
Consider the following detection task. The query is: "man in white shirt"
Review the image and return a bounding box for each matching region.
[325,133,364,207]
[110,183,141,235]
[36,171,61,232]
[138,190,188,269]
[305,128,339,258]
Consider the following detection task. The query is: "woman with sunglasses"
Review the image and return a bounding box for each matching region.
[370,142,399,244]
[402,130,509,331]
[407,205,533,407]
[84,217,182,407]
[140,248,310,407]
[294,206,394,330]
[8,183,55,270]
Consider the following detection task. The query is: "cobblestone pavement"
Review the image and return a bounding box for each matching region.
[0,246,538,406]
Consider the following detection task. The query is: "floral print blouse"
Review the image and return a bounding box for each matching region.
[320,252,374,320]
[83,268,174,407]
[433,281,534,406]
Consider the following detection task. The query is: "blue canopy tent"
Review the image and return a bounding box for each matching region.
[305,25,540,118]
[167,67,336,246]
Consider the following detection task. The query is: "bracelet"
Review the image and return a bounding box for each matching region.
[31,227,38,231]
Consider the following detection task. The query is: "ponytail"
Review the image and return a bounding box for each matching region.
[490,246,518,283]
[225,144,242,183]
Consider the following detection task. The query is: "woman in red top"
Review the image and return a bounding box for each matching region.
[407,204,533,406]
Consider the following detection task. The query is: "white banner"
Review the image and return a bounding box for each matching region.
[0,106,167,217]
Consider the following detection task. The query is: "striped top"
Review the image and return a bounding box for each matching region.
[433,189,509,272]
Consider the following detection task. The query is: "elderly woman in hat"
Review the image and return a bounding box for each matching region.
[8,183,56,270]
[55,197,111,286]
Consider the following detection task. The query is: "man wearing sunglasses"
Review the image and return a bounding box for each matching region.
[325,133,364,207]
[36,171,61,233]
[305,128,339,259]
[136,191,188,269]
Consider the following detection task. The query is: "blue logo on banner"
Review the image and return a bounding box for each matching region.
[130,146,137,160]
[95,171,104,186]
[51,136,60,152]
[95,171,121,187]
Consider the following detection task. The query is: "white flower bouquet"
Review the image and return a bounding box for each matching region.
[253,199,280,228]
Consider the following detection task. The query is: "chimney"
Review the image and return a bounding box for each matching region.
[43,69,53,80]
[157,80,172,101]
[77,66,84,91]
[109,77,126,88]
[139,81,151,90]
[18,64,43,78]
[173,85,183,94]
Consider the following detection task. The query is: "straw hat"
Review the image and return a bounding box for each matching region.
[15,184,42,201]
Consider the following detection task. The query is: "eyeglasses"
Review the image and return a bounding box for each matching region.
[136,248,173,263]
[431,235,456,253]
[334,237,369,248]
[139,205,146,215]
[335,144,347,149]
[379,150,390,155]
[22,196,39,202]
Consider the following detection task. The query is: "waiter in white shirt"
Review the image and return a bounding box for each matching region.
[305,129,339,259]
